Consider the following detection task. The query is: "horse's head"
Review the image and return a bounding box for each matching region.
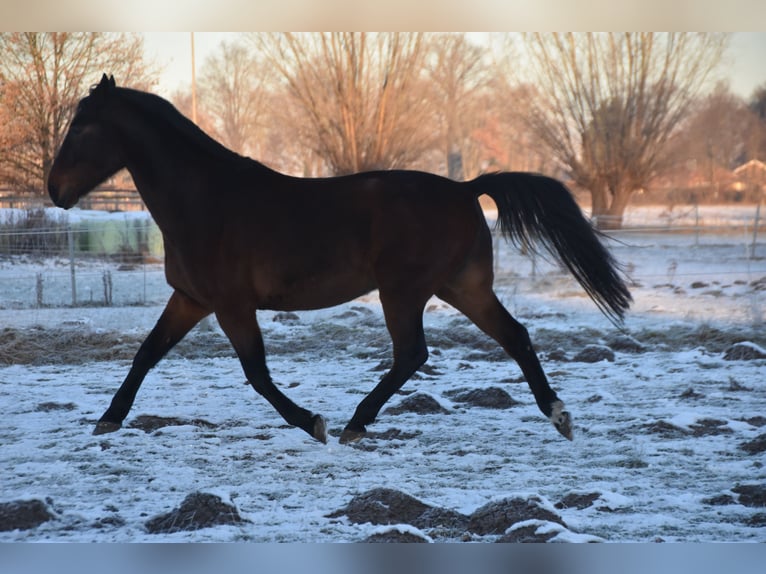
[48,74,127,209]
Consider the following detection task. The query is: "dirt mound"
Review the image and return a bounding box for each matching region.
[127,414,217,433]
[467,496,565,535]
[740,433,766,455]
[272,312,300,324]
[724,342,766,361]
[35,402,77,412]
[328,488,469,538]
[496,521,560,543]
[145,492,248,534]
[555,492,601,510]
[689,418,733,437]
[604,333,646,353]
[644,420,690,438]
[383,393,449,416]
[328,487,436,526]
[732,485,766,508]
[445,387,520,409]
[363,528,431,543]
[572,344,615,363]
[329,488,580,542]
[0,499,54,532]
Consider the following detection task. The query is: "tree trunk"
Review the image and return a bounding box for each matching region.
[592,185,633,230]
[447,144,464,180]
[589,184,614,229]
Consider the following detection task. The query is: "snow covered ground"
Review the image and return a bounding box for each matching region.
[0,215,765,542]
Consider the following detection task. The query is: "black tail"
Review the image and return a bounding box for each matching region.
[470,172,632,324]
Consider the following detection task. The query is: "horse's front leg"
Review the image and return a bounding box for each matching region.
[215,309,327,443]
[94,290,210,434]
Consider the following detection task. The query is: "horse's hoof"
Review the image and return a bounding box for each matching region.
[311,415,328,444]
[93,420,121,435]
[550,401,574,441]
[339,427,366,445]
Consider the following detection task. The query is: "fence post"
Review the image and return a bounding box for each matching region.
[102,270,113,306]
[694,203,700,247]
[68,223,76,306]
[36,273,44,308]
[751,200,762,260]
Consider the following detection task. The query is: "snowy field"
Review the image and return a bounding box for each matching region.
[0,211,765,543]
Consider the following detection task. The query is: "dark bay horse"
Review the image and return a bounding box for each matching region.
[48,75,631,444]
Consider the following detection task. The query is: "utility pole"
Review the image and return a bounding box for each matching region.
[190,31,211,331]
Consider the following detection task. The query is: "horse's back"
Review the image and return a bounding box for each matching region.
[170,167,490,311]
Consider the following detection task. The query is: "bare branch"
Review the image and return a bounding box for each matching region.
[510,32,727,228]
[0,33,158,192]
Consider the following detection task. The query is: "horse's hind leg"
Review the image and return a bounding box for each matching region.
[340,296,428,444]
[215,309,327,443]
[437,277,573,440]
[95,290,209,434]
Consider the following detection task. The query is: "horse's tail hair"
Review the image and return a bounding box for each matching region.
[470,171,632,324]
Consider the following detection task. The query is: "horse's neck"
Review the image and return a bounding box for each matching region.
[120,123,214,229]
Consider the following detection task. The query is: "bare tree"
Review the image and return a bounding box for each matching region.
[513,32,727,228]
[170,89,220,141]
[0,32,157,193]
[746,83,766,162]
[483,35,568,176]
[251,32,437,175]
[197,39,274,156]
[426,33,491,180]
[672,83,752,178]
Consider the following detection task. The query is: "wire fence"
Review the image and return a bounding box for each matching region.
[0,209,167,308]
[0,204,763,310]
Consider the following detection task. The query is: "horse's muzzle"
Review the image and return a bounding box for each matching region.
[47,180,76,209]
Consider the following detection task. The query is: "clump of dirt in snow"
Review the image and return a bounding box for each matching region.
[496,521,565,543]
[327,487,468,534]
[689,418,733,437]
[555,492,602,510]
[444,387,520,409]
[740,433,766,455]
[144,492,249,534]
[329,488,584,542]
[272,312,300,324]
[723,342,766,361]
[0,499,55,532]
[126,414,218,434]
[732,485,766,508]
[572,344,615,363]
[363,528,431,543]
[467,496,566,535]
[383,393,449,416]
[702,494,736,506]
[604,333,646,353]
[34,402,77,412]
[643,420,690,438]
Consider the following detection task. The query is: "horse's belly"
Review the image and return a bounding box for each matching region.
[258,272,376,311]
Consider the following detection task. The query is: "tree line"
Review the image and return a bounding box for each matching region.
[2,32,765,228]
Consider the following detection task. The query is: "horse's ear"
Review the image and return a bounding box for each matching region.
[98,74,116,90]
[91,74,116,99]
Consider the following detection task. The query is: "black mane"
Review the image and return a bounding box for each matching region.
[112,87,255,168]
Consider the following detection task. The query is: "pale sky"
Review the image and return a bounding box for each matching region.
[141,32,766,100]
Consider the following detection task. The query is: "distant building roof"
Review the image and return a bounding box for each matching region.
[734,159,766,175]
